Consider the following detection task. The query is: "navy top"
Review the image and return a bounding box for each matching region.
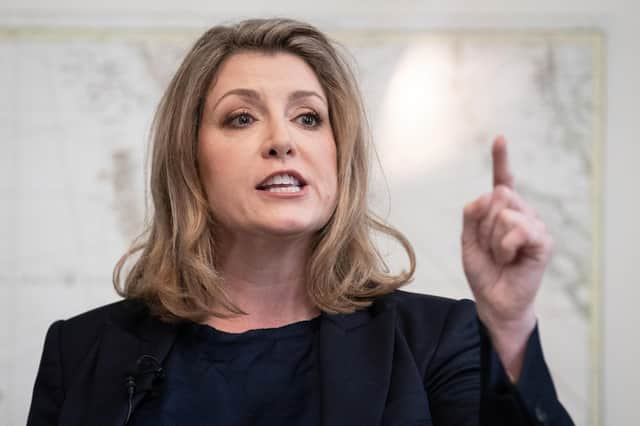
[129,316,322,426]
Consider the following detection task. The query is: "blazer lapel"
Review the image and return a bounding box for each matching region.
[74,302,179,426]
[319,301,396,426]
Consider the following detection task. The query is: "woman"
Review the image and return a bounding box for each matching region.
[27,18,574,425]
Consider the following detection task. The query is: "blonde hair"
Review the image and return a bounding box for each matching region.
[113,18,416,322]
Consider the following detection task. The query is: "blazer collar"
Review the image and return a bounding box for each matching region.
[79,297,397,426]
[74,300,179,426]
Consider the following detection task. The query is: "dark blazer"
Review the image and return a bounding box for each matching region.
[27,290,573,426]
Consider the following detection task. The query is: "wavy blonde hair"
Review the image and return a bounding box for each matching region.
[113,18,416,322]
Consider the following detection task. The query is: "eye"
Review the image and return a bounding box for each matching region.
[224,111,255,128]
[296,112,323,129]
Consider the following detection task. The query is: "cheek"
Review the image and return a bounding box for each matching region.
[199,136,244,190]
[318,142,339,204]
[198,145,220,198]
[199,161,244,226]
[204,163,246,212]
[198,141,238,211]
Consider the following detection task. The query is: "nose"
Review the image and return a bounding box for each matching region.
[264,142,293,158]
[261,117,295,159]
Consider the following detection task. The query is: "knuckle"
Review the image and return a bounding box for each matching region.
[494,185,511,199]
[497,209,512,224]
[479,215,491,231]
[463,202,475,217]
[518,224,533,241]
[500,237,511,252]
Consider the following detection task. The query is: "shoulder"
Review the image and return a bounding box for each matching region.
[377,289,477,329]
[50,298,152,359]
[374,290,480,365]
[61,298,149,332]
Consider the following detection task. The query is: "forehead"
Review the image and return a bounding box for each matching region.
[208,51,326,99]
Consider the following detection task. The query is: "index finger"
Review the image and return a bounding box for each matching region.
[492,135,514,189]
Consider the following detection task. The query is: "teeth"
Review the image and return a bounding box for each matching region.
[262,173,300,186]
[266,186,301,193]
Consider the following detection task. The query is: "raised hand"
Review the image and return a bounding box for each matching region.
[461,136,554,381]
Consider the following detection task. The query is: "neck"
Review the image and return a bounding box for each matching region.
[205,231,321,333]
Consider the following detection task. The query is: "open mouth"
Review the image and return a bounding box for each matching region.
[256,172,307,193]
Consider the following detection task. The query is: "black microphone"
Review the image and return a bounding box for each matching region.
[124,355,165,425]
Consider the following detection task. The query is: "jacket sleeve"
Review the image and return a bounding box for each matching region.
[424,299,574,426]
[478,319,574,426]
[27,320,66,426]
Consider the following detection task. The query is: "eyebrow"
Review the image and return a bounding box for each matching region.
[211,88,327,112]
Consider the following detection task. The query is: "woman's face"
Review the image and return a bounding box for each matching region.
[198,51,338,241]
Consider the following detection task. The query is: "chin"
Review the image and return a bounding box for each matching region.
[258,219,325,238]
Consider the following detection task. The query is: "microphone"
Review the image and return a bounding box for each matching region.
[124,355,165,425]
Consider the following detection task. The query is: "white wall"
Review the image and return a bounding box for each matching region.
[2,1,638,425]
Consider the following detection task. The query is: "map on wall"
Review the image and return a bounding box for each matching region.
[0,28,602,425]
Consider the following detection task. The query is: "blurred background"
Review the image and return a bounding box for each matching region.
[1,1,638,425]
